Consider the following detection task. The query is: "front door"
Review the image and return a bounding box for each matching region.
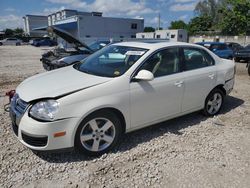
[130,47,184,128]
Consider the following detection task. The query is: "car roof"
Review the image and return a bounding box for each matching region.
[196,42,226,45]
[226,42,239,44]
[113,41,199,50]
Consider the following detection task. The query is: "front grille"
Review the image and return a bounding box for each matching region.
[21,132,48,147]
[10,94,29,137]
[11,94,28,116]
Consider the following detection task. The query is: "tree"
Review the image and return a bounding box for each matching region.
[219,0,250,35]
[169,20,187,30]
[144,27,155,32]
[188,15,213,35]
[194,0,225,28]
[4,28,14,37]
[14,28,24,37]
[14,28,24,35]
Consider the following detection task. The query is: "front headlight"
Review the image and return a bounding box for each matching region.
[29,100,59,121]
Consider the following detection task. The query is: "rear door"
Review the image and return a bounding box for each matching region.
[5,39,12,45]
[180,47,217,112]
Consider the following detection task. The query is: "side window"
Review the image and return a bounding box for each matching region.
[183,48,215,71]
[219,44,227,50]
[139,48,180,77]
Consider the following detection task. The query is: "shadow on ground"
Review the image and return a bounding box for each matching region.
[35,95,244,162]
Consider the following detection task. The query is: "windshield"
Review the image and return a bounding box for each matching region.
[74,45,148,77]
[245,45,250,49]
[88,41,110,51]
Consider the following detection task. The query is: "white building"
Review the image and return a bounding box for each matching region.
[23,15,48,37]
[136,29,188,42]
[47,9,144,41]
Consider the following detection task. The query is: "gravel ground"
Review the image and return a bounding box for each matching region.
[0,46,250,188]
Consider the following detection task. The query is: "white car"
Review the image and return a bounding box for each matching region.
[0,38,21,46]
[9,42,235,156]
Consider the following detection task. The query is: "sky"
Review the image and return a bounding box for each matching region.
[0,0,200,30]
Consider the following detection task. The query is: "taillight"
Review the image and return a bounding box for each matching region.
[6,90,15,102]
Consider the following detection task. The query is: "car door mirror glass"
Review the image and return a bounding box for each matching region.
[134,70,154,81]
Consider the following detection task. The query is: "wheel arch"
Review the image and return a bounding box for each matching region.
[213,84,226,96]
[204,84,226,107]
[92,107,126,134]
[73,107,127,146]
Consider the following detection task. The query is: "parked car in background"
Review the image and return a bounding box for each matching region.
[226,42,243,52]
[29,38,42,45]
[42,40,111,70]
[196,42,234,59]
[40,26,111,71]
[234,44,250,63]
[10,42,235,156]
[32,38,57,47]
[0,38,21,46]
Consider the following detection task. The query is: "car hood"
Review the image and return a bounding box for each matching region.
[47,26,93,52]
[58,54,89,65]
[17,66,112,102]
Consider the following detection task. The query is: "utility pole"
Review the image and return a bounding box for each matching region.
[158,13,161,30]
[246,10,250,45]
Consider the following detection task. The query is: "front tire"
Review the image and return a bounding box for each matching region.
[75,110,122,156]
[203,89,224,116]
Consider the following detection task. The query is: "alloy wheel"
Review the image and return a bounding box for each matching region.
[80,118,116,152]
[207,92,223,115]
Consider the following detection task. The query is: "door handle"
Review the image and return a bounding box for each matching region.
[208,74,215,79]
[174,81,183,87]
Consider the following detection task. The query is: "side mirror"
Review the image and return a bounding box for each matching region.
[133,70,154,81]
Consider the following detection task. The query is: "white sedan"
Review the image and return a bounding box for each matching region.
[10,42,235,156]
[0,38,21,46]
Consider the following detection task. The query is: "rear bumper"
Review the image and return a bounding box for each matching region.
[234,55,250,62]
[224,78,234,95]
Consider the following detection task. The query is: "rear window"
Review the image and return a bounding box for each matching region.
[210,44,227,50]
[183,48,215,71]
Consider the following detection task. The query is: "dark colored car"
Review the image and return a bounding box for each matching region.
[32,38,57,47]
[226,42,243,52]
[29,38,42,45]
[40,26,111,71]
[234,44,250,63]
[196,42,234,59]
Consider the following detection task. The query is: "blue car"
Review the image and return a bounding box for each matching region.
[196,42,234,59]
[32,38,57,47]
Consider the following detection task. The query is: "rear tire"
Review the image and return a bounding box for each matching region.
[203,89,224,116]
[75,110,122,156]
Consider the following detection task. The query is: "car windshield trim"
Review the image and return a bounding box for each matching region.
[73,45,148,78]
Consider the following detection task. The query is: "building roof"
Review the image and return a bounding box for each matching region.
[24,15,47,18]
